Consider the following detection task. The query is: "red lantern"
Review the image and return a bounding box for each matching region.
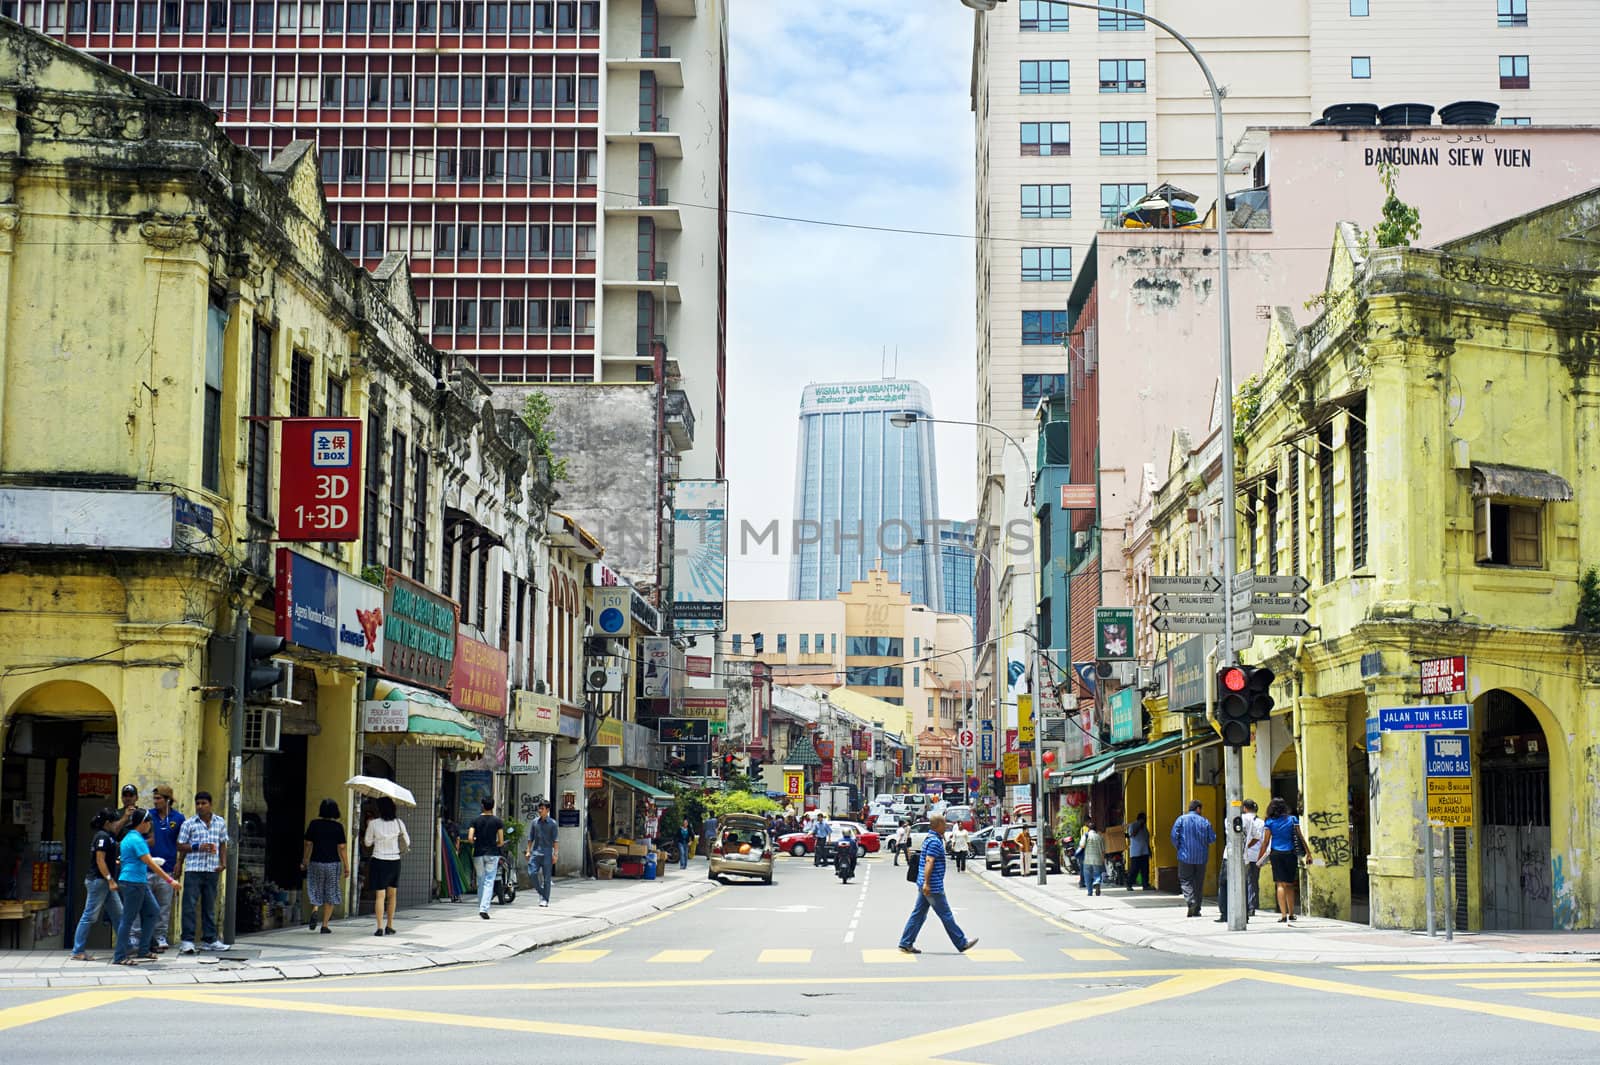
[1042,750,1056,765]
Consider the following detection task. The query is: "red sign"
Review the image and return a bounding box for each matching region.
[584,767,604,789]
[1420,656,1467,697]
[685,655,712,678]
[278,418,363,541]
[818,761,834,784]
[451,635,509,717]
[1060,483,1097,510]
[815,739,835,761]
[77,773,116,798]
[1004,729,1019,755]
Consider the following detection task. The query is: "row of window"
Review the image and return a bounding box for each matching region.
[330,220,597,259]
[27,0,598,35]
[188,71,596,112]
[1022,121,1147,157]
[1020,58,1146,94]
[724,633,935,660]
[1021,182,1150,220]
[1021,373,1066,411]
[1020,0,1143,32]
[1350,53,1533,90]
[318,146,599,185]
[423,295,594,334]
[1350,0,1528,26]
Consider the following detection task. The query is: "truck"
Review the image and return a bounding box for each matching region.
[818,784,853,818]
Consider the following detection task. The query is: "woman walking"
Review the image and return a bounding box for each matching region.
[363,796,409,937]
[114,809,180,965]
[1080,820,1106,896]
[1262,797,1312,922]
[301,799,349,934]
[949,823,970,872]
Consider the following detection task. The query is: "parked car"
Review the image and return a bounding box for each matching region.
[708,813,774,884]
[999,822,1063,876]
[777,822,880,860]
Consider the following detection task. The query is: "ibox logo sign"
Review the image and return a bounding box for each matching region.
[279,417,362,542]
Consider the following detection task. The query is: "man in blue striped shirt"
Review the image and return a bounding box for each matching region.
[898,814,979,955]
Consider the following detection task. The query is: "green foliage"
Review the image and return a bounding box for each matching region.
[519,391,571,483]
[722,771,754,794]
[1232,373,1264,449]
[1054,802,1084,843]
[360,564,387,585]
[1577,566,1600,632]
[703,790,782,820]
[1372,161,1422,249]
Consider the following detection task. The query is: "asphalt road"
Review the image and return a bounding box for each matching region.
[4,851,1600,1062]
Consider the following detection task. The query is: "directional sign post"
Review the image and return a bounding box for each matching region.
[1252,617,1312,637]
[1149,576,1223,594]
[1152,615,1225,634]
[1253,595,1309,613]
[1425,735,1473,827]
[1151,593,1224,614]
[1250,574,1311,595]
[1379,704,1471,732]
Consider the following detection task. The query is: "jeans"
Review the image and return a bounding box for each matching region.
[899,890,968,950]
[1127,853,1151,889]
[149,875,174,942]
[474,855,499,913]
[1218,861,1264,916]
[115,882,159,963]
[953,849,967,872]
[813,838,826,866]
[678,841,689,869]
[181,870,220,943]
[1178,860,1207,912]
[527,854,553,903]
[70,877,123,955]
[1083,863,1104,893]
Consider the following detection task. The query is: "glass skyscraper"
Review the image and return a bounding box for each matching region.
[790,380,942,606]
[939,523,977,620]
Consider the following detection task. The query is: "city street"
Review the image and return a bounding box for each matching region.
[4,853,1600,1062]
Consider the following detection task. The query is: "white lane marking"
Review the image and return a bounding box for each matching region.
[844,930,856,943]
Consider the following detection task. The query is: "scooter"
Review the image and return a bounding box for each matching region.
[493,825,518,905]
[834,840,858,884]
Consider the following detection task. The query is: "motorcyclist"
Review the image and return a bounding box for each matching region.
[834,829,858,883]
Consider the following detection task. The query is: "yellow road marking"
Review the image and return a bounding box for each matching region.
[562,926,633,949]
[539,949,611,964]
[862,948,916,964]
[1245,969,1600,1034]
[962,948,1022,962]
[1460,980,1600,990]
[630,910,675,927]
[758,949,813,963]
[1063,948,1126,962]
[1346,962,1600,972]
[158,990,818,1059]
[0,990,133,1034]
[1534,992,1600,999]
[1077,931,1122,947]
[647,949,712,964]
[1397,971,1577,981]
[549,885,725,950]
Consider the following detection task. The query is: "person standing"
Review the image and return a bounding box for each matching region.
[146,786,184,952]
[948,822,970,872]
[677,818,691,870]
[300,799,348,934]
[1263,797,1312,923]
[1170,799,1216,918]
[810,813,829,867]
[1080,820,1106,896]
[1015,825,1033,878]
[113,809,180,965]
[524,800,560,907]
[69,808,124,961]
[363,796,409,935]
[1217,800,1267,922]
[176,791,229,954]
[893,821,911,867]
[897,814,979,955]
[109,784,139,836]
[466,798,505,919]
[1125,812,1153,891]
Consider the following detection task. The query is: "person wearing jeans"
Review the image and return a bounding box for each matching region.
[677,819,691,870]
[898,815,979,956]
[69,808,124,960]
[114,809,179,965]
[176,791,229,952]
[146,785,184,950]
[1080,820,1106,896]
[524,800,560,907]
[466,797,504,919]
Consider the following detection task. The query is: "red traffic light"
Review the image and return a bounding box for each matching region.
[1220,666,1248,692]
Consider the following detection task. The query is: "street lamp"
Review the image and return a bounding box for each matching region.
[893,410,1046,885]
[959,0,1246,928]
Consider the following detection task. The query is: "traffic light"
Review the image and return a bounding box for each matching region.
[990,769,1005,797]
[1216,665,1275,747]
[722,752,734,778]
[244,634,287,698]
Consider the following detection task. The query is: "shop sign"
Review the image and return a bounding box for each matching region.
[595,588,631,637]
[584,767,604,789]
[380,569,458,693]
[658,718,709,744]
[783,769,804,800]
[1018,694,1034,744]
[641,637,671,698]
[590,562,622,587]
[1167,635,1209,712]
[685,655,712,678]
[273,549,338,655]
[1419,655,1467,697]
[630,589,661,636]
[1095,607,1135,661]
[815,739,835,761]
[508,738,542,774]
[511,690,561,736]
[1109,687,1142,744]
[595,717,625,748]
[77,773,116,798]
[336,572,384,666]
[679,693,729,721]
[817,761,834,784]
[362,700,408,732]
[451,635,508,718]
[278,417,362,541]
[558,711,583,740]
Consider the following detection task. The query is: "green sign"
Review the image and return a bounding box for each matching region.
[707,721,727,736]
[1109,687,1142,744]
[380,569,459,693]
[1095,607,1135,661]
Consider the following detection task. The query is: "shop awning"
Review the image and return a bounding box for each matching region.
[1107,732,1210,772]
[363,678,485,754]
[1058,750,1120,788]
[602,769,672,801]
[1471,462,1573,502]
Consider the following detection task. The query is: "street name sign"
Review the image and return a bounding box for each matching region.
[1252,617,1312,637]
[1151,593,1223,613]
[1253,595,1309,613]
[1230,585,1255,611]
[1229,627,1254,653]
[1379,704,1471,732]
[1152,615,1225,634]
[1251,574,1310,594]
[1149,575,1222,593]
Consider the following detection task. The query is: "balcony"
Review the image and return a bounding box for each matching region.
[665,388,696,451]
[605,127,683,159]
[602,274,680,302]
[605,187,682,230]
[605,55,685,87]
[656,0,699,15]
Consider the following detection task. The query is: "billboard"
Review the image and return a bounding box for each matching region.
[273,549,338,655]
[452,635,509,717]
[671,479,727,632]
[278,417,362,541]
[641,637,672,698]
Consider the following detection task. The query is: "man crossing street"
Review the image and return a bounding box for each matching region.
[1170,799,1216,918]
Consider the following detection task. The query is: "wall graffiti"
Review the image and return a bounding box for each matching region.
[1307,809,1346,831]
[1552,855,1580,929]
[1521,856,1551,903]
[1309,835,1353,867]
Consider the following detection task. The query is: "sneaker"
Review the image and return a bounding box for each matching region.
[958,938,980,953]
[539,900,549,908]
[897,944,921,955]
[480,912,490,920]
[156,937,169,950]
[179,941,197,955]
[203,940,230,952]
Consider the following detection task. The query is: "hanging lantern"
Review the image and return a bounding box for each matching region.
[1042,750,1056,765]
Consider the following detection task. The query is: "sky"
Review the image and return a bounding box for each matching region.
[723,1,977,600]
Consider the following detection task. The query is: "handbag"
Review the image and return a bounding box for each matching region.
[1291,816,1307,858]
[906,840,921,883]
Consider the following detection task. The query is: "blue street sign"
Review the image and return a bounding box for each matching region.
[1425,735,1472,777]
[1365,718,1381,754]
[1378,704,1470,732]
[980,732,995,763]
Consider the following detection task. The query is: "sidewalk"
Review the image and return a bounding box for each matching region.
[975,866,1600,964]
[0,867,718,989]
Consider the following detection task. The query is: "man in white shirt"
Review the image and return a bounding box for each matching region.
[1217,797,1268,921]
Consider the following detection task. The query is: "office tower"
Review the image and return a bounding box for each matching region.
[789,380,942,608]
[939,523,976,621]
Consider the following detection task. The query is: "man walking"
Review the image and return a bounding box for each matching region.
[810,813,830,866]
[898,814,978,955]
[1170,799,1216,918]
[893,821,911,866]
[466,798,504,919]
[1125,812,1153,891]
[524,800,560,907]
[147,785,183,950]
[176,791,229,953]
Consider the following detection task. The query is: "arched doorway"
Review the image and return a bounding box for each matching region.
[1478,689,1552,930]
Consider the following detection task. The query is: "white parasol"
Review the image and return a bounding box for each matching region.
[345,775,417,807]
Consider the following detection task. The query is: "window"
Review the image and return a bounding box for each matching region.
[320,150,339,183]
[1099,0,1142,29]
[1019,60,1069,94]
[362,403,383,565]
[411,445,428,582]
[1099,120,1147,155]
[1475,500,1542,567]
[1021,310,1068,345]
[846,636,902,656]
[1350,0,1368,14]
[1350,56,1371,79]
[1101,182,1148,219]
[1021,183,1071,219]
[912,667,920,687]
[1497,0,1527,27]
[1021,247,1072,282]
[814,633,824,653]
[201,300,228,493]
[327,375,345,417]
[1019,0,1067,31]
[1098,59,1146,93]
[1022,373,1066,410]
[1021,121,1070,156]
[387,431,406,571]
[1499,54,1530,88]
[799,633,809,655]
[1501,115,1532,126]
[776,633,787,654]
[289,351,313,417]
[246,323,273,515]
[731,634,742,655]
[844,666,903,687]
[1348,401,1367,570]
[1318,423,1335,582]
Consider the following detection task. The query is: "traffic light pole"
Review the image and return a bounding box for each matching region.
[223,596,247,945]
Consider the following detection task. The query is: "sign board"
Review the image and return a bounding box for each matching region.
[980,730,995,763]
[507,738,542,774]
[1249,574,1310,595]
[336,572,385,666]
[1152,615,1224,634]
[1002,752,1021,786]
[379,570,458,693]
[1094,607,1135,661]
[278,417,362,541]
[1379,704,1470,732]
[1365,717,1381,754]
[595,588,631,637]
[1149,575,1222,593]
[679,694,729,721]
[641,637,672,698]
[1018,694,1034,745]
[659,718,709,744]
[1251,617,1312,637]
[784,769,805,800]
[1108,686,1141,744]
[451,635,508,717]
[1059,483,1097,510]
[1151,593,1223,613]
[510,691,561,735]
[595,717,624,748]
[558,809,581,827]
[957,728,976,750]
[361,700,408,733]
[1253,595,1309,613]
[671,479,728,632]
[1425,735,1472,778]
[1419,656,1467,697]
[685,655,713,678]
[1167,636,1208,711]
[584,767,604,789]
[1426,777,1474,827]
[274,549,338,655]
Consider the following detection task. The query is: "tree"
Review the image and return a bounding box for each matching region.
[1577,566,1600,632]
[519,391,570,482]
[1371,160,1422,250]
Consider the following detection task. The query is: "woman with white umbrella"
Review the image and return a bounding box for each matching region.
[363,796,410,936]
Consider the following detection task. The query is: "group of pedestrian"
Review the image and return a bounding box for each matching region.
[1165,796,1313,922]
[69,784,231,964]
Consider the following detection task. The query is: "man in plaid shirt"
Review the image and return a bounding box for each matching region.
[176,791,230,954]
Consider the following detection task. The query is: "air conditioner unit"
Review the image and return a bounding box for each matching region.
[590,746,623,766]
[1095,661,1136,685]
[244,705,282,753]
[1073,531,1089,550]
[1095,661,1115,680]
[586,666,624,693]
[1136,664,1156,691]
[1193,746,1222,786]
[268,659,300,706]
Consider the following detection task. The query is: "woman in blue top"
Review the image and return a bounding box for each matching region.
[1262,797,1313,923]
[114,809,180,964]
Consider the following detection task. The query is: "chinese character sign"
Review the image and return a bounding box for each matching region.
[278,418,362,541]
[508,739,541,775]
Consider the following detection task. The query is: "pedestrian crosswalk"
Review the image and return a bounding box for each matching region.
[537,945,1127,966]
[1343,963,1600,1001]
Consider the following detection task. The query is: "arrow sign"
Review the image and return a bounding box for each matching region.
[1149,575,1222,593]
[1152,615,1225,634]
[1231,571,1256,594]
[1251,574,1311,594]
[1230,627,1255,653]
[1252,594,1309,613]
[1252,617,1312,636]
[1151,593,1223,613]
[1231,607,1256,631]
[1230,586,1255,611]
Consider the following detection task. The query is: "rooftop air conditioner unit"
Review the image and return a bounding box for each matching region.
[590,746,623,766]
[244,706,282,753]
[586,665,624,692]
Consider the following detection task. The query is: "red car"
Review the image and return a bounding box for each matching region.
[779,822,880,857]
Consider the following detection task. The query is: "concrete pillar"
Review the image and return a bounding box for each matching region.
[1298,695,1351,919]
[1363,676,1428,929]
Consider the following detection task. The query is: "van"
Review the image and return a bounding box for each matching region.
[707,812,775,885]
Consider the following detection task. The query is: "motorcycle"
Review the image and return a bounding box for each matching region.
[834,839,859,884]
[493,825,518,905]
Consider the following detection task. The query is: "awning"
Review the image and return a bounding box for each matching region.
[1058,750,1120,788]
[602,769,672,801]
[363,678,485,754]
[1053,733,1216,788]
[1471,462,1573,502]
